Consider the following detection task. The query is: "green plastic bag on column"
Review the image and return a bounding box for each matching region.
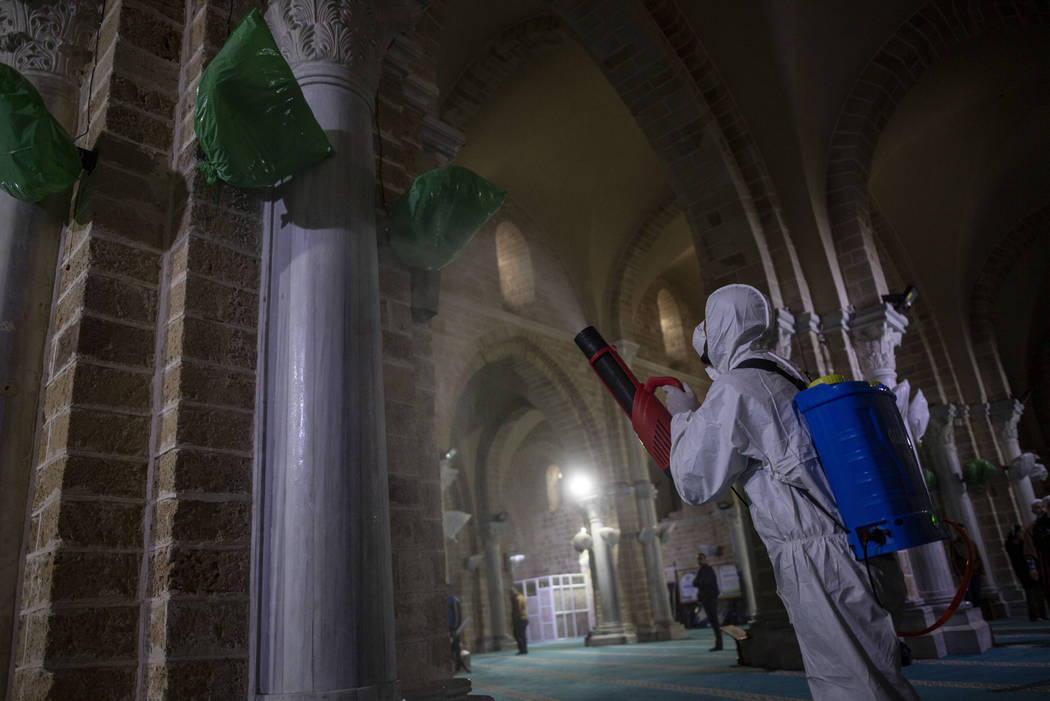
[194,8,332,188]
[962,458,999,492]
[0,63,83,202]
[389,166,507,270]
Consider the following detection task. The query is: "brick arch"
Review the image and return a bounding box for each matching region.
[439,13,570,130]
[437,0,814,315]
[607,194,683,340]
[969,204,1050,398]
[632,0,814,313]
[439,332,604,478]
[825,0,1050,307]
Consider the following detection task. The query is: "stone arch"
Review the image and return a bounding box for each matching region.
[440,1,814,315]
[440,332,604,484]
[439,13,570,131]
[607,195,683,340]
[969,204,1050,398]
[825,0,1050,307]
[630,0,815,313]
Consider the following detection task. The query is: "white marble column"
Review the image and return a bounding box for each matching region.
[924,403,1004,616]
[989,399,1037,523]
[850,308,992,657]
[256,3,417,699]
[0,3,91,695]
[480,519,512,651]
[582,491,637,646]
[634,481,686,640]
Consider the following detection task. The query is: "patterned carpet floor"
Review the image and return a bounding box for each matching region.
[461,619,1050,700]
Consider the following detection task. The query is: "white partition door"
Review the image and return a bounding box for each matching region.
[516,574,595,643]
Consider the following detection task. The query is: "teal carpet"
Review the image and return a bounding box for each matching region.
[462,620,1050,700]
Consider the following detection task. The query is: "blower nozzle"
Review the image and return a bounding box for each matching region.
[574,326,682,473]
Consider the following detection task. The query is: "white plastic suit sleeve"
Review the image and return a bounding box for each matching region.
[669,381,750,505]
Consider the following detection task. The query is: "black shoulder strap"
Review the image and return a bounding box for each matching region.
[734,358,808,392]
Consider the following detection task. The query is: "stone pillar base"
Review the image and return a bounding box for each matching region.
[899,602,992,658]
[635,620,687,642]
[402,677,479,700]
[982,590,1009,620]
[585,624,638,647]
[734,619,803,670]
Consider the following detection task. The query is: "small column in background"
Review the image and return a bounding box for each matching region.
[582,489,637,647]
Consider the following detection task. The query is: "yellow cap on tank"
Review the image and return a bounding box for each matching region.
[807,374,845,388]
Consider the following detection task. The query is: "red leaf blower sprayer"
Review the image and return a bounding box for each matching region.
[574,326,681,475]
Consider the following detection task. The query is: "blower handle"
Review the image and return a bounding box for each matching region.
[643,377,682,394]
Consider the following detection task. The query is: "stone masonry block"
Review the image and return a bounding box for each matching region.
[71,363,153,412]
[50,667,137,701]
[183,273,259,329]
[151,658,247,701]
[75,314,155,369]
[34,455,148,509]
[166,316,256,370]
[51,551,140,603]
[154,448,252,495]
[187,200,262,254]
[45,605,139,663]
[153,498,250,545]
[167,403,254,453]
[151,545,249,597]
[186,236,260,289]
[161,598,249,656]
[118,2,182,63]
[164,360,255,410]
[55,499,143,548]
[67,407,151,458]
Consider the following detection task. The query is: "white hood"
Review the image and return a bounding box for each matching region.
[703,284,803,381]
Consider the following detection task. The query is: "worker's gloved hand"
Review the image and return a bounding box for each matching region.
[663,382,698,415]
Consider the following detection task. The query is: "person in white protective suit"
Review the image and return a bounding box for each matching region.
[663,284,918,701]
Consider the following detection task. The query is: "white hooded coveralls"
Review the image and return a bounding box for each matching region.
[668,284,918,701]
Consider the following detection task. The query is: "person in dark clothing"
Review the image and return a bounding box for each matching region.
[1006,523,1048,621]
[509,588,529,654]
[447,594,470,672]
[693,552,722,651]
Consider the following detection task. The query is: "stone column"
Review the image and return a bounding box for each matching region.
[722,497,757,619]
[989,399,1037,523]
[582,492,637,646]
[480,519,512,651]
[634,481,686,640]
[256,3,416,699]
[924,403,1004,616]
[734,500,804,670]
[0,3,91,695]
[850,308,994,655]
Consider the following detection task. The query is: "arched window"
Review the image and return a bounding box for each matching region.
[546,464,562,512]
[496,221,535,306]
[658,289,687,359]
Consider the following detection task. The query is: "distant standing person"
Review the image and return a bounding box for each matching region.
[694,552,722,651]
[510,588,529,654]
[1005,524,1047,621]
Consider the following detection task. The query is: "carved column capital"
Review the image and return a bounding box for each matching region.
[773,308,794,359]
[849,303,909,386]
[925,404,958,447]
[988,398,1023,440]
[0,0,96,81]
[267,0,425,94]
